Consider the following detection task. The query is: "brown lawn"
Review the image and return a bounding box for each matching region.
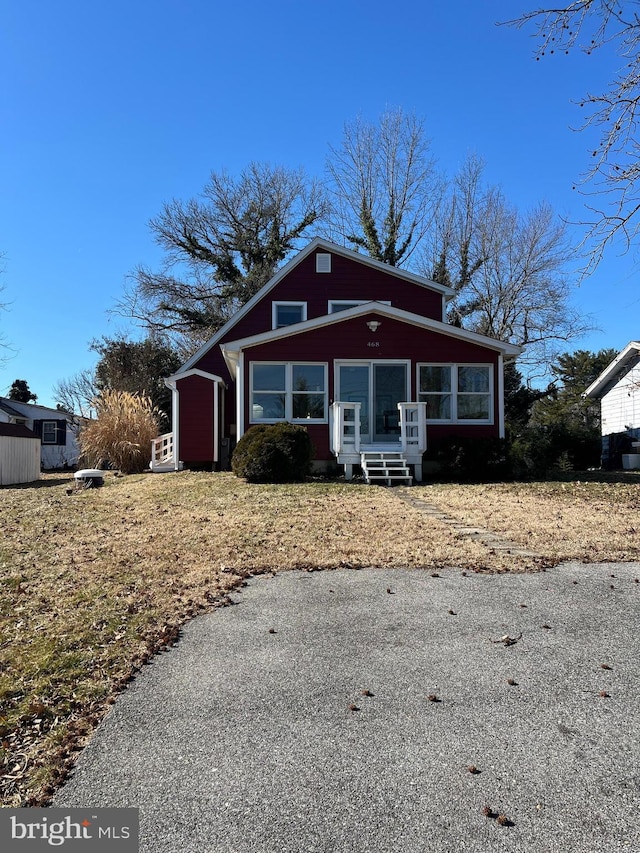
[1,469,638,807]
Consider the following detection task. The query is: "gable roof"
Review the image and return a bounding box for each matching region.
[584,341,640,399]
[179,237,456,373]
[0,397,75,420]
[220,301,522,378]
[0,399,28,420]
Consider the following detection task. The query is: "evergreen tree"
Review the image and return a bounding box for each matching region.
[8,379,37,403]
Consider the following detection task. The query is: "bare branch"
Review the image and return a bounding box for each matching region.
[503,1,640,271]
[326,108,443,266]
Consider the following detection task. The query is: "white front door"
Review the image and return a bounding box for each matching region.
[336,361,409,444]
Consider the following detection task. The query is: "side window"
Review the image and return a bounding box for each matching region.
[457,366,491,420]
[41,421,58,444]
[418,364,492,423]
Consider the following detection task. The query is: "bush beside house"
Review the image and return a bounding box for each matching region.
[232,423,314,483]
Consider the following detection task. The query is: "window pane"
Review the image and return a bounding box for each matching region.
[253,364,285,391]
[276,304,304,327]
[331,302,360,313]
[421,394,451,419]
[458,395,490,420]
[420,366,451,393]
[252,393,285,419]
[458,366,490,393]
[293,393,325,419]
[42,422,57,443]
[292,364,324,392]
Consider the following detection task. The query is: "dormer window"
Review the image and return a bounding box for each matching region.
[272,302,307,329]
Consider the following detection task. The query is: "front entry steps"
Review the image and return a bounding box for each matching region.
[360,451,413,486]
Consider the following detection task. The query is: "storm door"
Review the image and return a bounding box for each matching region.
[336,362,408,445]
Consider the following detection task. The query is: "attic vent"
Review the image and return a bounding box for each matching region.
[316,253,331,273]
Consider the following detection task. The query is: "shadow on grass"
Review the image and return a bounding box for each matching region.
[558,470,640,484]
[2,473,76,490]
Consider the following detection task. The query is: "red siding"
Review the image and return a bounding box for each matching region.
[177,374,215,463]
[177,248,506,466]
[242,313,502,460]
[187,249,448,448]
[243,313,493,365]
[192,250,444,377]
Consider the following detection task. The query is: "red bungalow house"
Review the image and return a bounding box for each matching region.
[151,237,521,482]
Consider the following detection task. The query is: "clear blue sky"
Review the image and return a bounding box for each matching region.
[1,0,638,408]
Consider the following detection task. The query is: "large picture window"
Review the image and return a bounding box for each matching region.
[251,363,327,423]
[418,364,492,423]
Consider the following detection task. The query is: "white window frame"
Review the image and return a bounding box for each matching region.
[41,420,58,444]
[328,299,391,314]
[250,362,328,424]
[272,302,307,329]
[417,363,494,425]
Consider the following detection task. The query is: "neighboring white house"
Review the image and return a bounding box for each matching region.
[584,341,640,468]
[0,397,81,469]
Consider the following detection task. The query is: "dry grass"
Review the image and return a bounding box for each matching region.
[418,477,640,564]
[1,469,639,807]
[79,390,159,474]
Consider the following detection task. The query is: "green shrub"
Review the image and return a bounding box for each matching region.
[433,436,510,482]
[508,423,602,479]
[231,423,314,483]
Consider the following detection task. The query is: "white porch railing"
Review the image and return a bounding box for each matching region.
[151,432,174,470]
[331,402,427,454]
[397,402,427,453]
[330,402,361,455]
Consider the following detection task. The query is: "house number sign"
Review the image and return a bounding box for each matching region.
[367,341,380,347]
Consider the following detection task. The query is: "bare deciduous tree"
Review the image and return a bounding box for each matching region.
[115,162,329,349]
[505,1,640,271]
[426,156,589,378]
[52,369,98,419]
[326,108,442,266]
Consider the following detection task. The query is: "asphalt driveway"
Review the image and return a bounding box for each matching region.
[55,563,640,852]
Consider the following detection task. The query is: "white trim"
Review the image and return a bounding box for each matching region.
[212,382,219,464]
[165,367,226,386]
[221,301,522,379]
[584,341,640,399]
[250,362,328,424]
[172,379,180,471]
[497,354,505,439]
[164,369,225,470]
[177,237,456,373]
[237,351,245,440]
[41,420,58,445]
[417,363,494,425]
[272,301,307,329]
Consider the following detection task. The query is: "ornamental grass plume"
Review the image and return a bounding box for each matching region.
[79,390,161,474]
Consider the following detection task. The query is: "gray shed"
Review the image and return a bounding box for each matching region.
[0,422,41,485]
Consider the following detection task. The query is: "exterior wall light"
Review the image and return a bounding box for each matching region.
[367,320,381,332]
